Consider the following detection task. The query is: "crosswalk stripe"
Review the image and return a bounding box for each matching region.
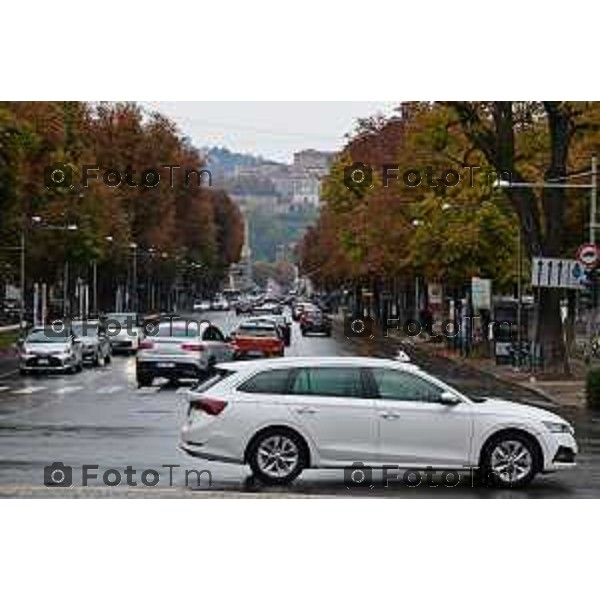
[13,386,47,395]
[53,386,84,395]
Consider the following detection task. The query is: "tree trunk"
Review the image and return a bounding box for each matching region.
[537,287,570,375]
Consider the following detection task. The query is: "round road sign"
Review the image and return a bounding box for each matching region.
[577,243,600,268]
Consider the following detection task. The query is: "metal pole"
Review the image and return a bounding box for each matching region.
[63,260,69,317]
[591,154,597,244]
[414,276,419,322]
[132,247,137,313]
[41,283,47,325]
[587,155,598,348]
[516,225,522,370]
[19,229,25,335]
[92,260,97,316]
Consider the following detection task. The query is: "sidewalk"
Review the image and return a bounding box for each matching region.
[409,339,587,408]
[333,313,587,407]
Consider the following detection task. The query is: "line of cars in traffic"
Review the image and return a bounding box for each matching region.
[134,296,330,387]
[17,312,142,376]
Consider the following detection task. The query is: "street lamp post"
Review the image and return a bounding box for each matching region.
[130,243,138,312]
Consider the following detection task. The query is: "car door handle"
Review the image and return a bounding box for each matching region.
[379,412,401,420]
[296,407,318,415]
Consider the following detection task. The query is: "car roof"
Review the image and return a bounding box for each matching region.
[237,320,277,329]
[156,319,211,333]
[218,356,421,372]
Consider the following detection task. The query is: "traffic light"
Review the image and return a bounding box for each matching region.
[581,267,599,309]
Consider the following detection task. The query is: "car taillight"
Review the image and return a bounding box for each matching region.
[189,397,228,416]
[181,342,206,352]
[139,340,154,349]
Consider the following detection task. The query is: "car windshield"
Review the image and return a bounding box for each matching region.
[26,329,69,343]
[72,323,98,336]
[236,326,277,337]
[105,313,137,326]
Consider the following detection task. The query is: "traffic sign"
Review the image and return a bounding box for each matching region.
[576,243,600,268]
[531,257,587,288]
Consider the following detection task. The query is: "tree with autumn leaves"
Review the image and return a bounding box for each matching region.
[300,101,600,373]
[0,101,243,312]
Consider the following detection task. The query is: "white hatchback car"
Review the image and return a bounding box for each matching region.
[180,356,577,487]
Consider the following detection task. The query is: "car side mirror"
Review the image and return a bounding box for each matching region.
[439,391,461,406]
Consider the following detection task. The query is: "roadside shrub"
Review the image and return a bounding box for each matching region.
[586,368,600,409]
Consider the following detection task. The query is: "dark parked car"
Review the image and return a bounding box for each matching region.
[300,308,331,336]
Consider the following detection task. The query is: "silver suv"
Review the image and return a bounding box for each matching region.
[135,319,233,387]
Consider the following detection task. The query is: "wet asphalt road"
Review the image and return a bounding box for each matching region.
[0,310,598,498]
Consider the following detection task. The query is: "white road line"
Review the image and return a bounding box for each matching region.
[13,386,47,395]
[96,385,124,394]
[53,385,84,395]
[136,387,159,394]
[0,386,10,393]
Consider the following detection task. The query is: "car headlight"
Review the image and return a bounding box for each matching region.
[543,421,574,435]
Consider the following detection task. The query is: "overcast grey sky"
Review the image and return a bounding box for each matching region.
[143,101,398,163]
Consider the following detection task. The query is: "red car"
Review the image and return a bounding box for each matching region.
[231,322,285,359]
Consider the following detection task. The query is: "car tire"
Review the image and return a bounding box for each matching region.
[137,372,153,388]
[19,368,27,376]
[480,431,540,488]
[248,428,307,485]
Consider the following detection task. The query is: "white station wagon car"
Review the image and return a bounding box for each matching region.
[180,356,577,487]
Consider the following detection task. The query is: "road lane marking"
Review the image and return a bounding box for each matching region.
[13,386,47,395]
[96,385,124,394]
[136,387,159,394]
[53,385,84,395]
[0,386,10,393]
[0,370,18,380]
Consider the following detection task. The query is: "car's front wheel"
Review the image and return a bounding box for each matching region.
[248,429,307,485]
[481,432,539,488]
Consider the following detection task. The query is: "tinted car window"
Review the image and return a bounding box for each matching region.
[370,368,443,402]
[290,367,365,398]
[238,369,292,394]
[203,326,224,342]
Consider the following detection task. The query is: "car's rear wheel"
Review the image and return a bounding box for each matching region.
[481,432,539,488]
[248,429,307,485]
[137,372,153,388]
